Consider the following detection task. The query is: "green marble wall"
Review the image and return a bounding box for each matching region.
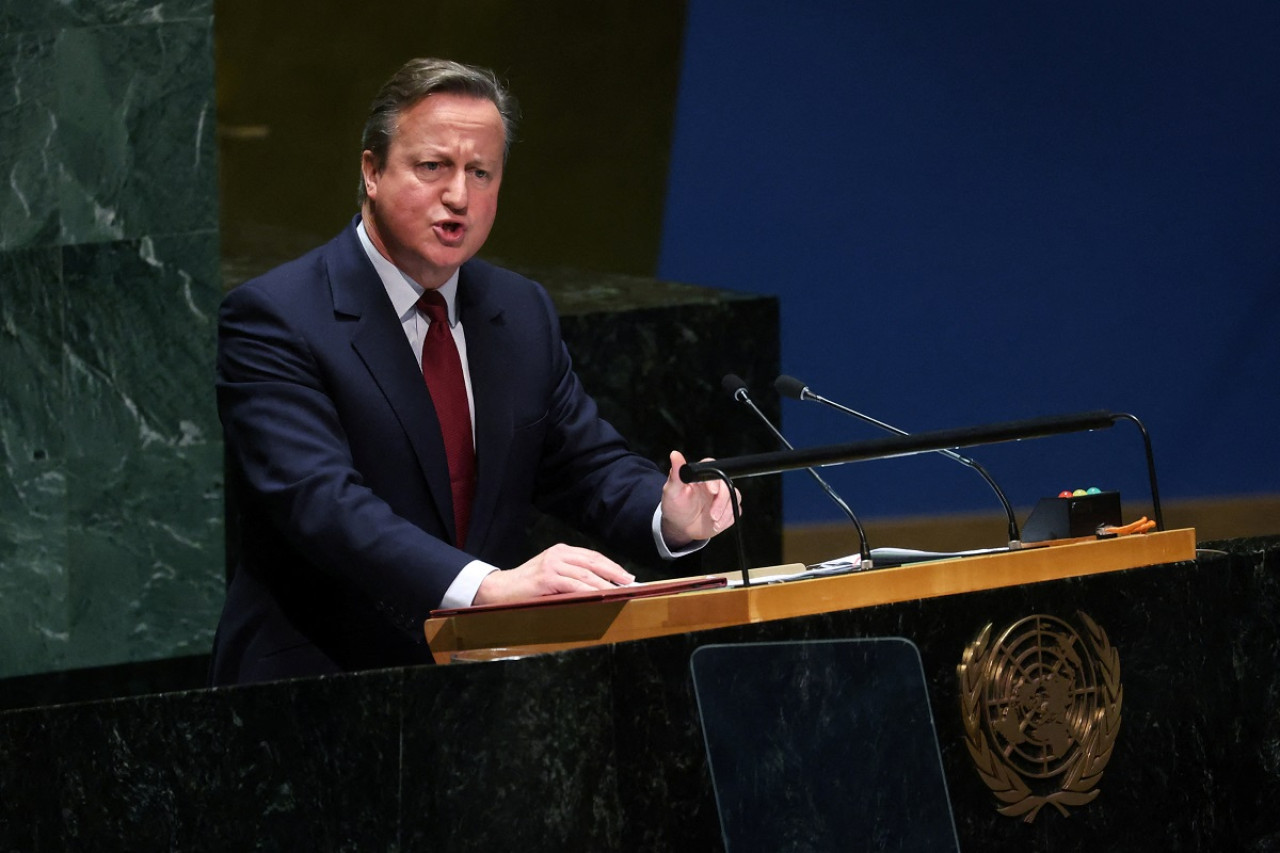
[0,2,223,678]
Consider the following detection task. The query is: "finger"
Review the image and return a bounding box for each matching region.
[539,561,615,594]
[707,481,733,521]
[553,570,614,592]
[695,457,723,496]
[716,490,735,519]
[713,488,742,532]
[559,547,634,586]
[666,450,687,487]
[582,561,635,586]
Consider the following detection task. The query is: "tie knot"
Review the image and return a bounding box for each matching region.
[417,290,449,325]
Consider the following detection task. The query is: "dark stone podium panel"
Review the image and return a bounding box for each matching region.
[2,536,1278,850]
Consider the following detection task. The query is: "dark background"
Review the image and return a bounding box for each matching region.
[216,1,1279,529]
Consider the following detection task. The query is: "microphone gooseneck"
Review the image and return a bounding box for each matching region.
[723,374,872,567]
[1109,412,1164,531]
[775,374,1022,546]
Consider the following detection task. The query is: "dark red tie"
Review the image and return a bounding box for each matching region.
[418,290,476,547]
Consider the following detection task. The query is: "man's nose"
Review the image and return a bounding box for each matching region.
[441,170,468,211]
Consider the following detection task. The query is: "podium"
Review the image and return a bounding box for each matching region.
[424,529,1196,662]
[7,531,1280,851]
[415,528,1274,851]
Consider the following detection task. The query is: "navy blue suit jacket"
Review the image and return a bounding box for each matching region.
[211,219,666,684]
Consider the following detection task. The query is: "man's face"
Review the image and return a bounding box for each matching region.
[361,93,506,289]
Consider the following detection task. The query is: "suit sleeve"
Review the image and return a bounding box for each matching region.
[526,287,668,561]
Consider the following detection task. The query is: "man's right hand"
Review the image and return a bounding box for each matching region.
[472,543,635,605]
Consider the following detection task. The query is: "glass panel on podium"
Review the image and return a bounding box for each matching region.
[691,638,959,852]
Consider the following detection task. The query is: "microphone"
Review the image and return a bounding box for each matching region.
[722,374,871,567]
[775,375,1022,546]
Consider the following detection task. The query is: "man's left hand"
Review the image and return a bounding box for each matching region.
[660,450,741,548]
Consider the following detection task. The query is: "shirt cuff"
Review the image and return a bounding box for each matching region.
[652,505,707,559]
[441,559,501,609]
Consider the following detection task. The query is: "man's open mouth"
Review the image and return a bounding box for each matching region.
[434,221,466,244]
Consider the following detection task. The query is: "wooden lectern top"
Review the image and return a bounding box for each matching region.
[423,529,1197,664]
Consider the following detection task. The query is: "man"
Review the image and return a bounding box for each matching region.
[210,58,736,685]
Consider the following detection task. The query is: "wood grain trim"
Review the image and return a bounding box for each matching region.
[424,529,1196,664]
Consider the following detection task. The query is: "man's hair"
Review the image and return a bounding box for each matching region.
[358,58,519,206]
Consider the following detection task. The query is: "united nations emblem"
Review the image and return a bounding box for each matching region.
[957,612,1122,821]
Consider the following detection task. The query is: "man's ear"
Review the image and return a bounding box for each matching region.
[361,150,380,201]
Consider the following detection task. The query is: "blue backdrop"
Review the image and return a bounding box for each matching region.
[659,1,1280,524]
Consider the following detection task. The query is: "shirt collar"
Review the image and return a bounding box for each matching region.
[356,217,460,325]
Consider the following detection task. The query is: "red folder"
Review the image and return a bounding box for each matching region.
[429,574,727,618]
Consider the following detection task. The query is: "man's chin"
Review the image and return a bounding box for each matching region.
[428,245,476,270]
[405,246,477,286]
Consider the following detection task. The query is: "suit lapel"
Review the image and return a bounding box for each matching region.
[456,263,514,556]
[326,221,457,543]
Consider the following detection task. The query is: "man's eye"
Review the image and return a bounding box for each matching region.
[473,169,489,180]
[418,162,441,172]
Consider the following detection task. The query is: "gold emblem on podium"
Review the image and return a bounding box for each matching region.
[958,612,1122,821]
